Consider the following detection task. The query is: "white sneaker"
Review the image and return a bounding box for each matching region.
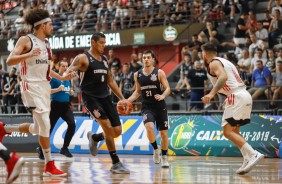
[161,155,169,168]
[241,151,264,174]
[153,148,161,164]
[236,159,248,175]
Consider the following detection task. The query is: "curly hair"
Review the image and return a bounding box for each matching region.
[25,8,50,29]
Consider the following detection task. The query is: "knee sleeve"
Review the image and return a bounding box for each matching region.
[33,111,50,137]
[29,123,39,135]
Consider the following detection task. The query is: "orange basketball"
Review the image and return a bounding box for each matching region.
[117,99,133,115]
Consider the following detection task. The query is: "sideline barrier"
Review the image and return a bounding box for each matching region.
[1,115,281,157]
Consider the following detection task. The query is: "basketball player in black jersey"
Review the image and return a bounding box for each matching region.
[128,50,171,168]
[65,33,130,174]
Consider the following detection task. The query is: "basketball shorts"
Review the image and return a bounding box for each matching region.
[82,94,121,127]
[141,101,169,131]
[222,89,252,127]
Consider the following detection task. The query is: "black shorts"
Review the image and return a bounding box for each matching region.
[82,94,121,127]
[141,101,168,131]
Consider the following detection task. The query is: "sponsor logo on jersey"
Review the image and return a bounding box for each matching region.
[36,59,49,64]
[150,74,157,81]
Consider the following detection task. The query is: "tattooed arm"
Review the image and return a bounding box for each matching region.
[202,60,227,104]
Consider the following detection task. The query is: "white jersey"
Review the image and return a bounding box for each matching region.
[207,57,245,96]
[20,34,52,82]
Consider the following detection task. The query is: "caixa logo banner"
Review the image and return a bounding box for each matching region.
[50,116,156,154]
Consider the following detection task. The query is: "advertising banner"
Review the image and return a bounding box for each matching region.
[50,115,281,158]
[1,115,281,157]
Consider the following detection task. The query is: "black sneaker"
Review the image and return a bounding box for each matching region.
[59,147,73,158]
[36,147,44,160]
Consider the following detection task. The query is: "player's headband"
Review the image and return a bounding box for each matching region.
[34,18,51,27]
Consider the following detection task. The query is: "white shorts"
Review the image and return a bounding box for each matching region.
[233,37,246,45]
[222,89,252,127]
[21,81,51,113]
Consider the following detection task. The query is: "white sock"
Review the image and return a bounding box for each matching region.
[0,143,7,150]
[241,143,256,158]
[42,148,52,164]
[4,124,20,133]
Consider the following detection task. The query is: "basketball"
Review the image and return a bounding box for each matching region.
[117,99,133,115]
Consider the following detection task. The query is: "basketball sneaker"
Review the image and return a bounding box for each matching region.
[0,122,8,142]
[36,147,45,160]
[43,160,67,177]
[153,148,161,164]
[161,155,169,168]
[236,159,248,175]
[241,151,264,174]
[87,131,98,156]
[6,152,25,184]
[60,147,73,158]
[110,162,130,174]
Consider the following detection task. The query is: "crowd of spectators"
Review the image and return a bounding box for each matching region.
[171,0,282,111]
[0,0,281,113]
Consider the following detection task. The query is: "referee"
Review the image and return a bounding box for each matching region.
[37,60,76,158]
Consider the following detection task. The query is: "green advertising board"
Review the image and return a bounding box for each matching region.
[162,115,281,158]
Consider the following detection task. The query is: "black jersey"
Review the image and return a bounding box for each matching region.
[80,51,110,98]
[137,68,163,104]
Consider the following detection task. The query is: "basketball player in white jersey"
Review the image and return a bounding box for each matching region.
[201,43,264,175]
[0,9,76,177]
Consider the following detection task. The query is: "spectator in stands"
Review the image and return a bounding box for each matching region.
[19,0,28,16]
[108,48,122,71]
[170,0,188,23]
[30,0,38,9]
[250,48,267,74]
[276,48,282,64]
[238,48,251,74]
[2,67,17,114]
[130,53,142,73]
[156,0,170,26]
[246,10,258,32]
[136,0,146,28]
[255,21,269,46]
[191,0,203,23]
[14,10,25,38]
[0,12,9,38]
[199,20,218,43]
[107,1,116,29]
[269,0,282,17]
[187,34,203,62]
[248,60,272,100]
[266,60,282,108]
[79,0,95,32]
[237,48,251,86]
[269,9,282,48]
[233,12,249,46]
[248,33,266,59]
[46,0,58,14]
[112,0,127,30]
[171,53,193,97]
[96,2,108,32]
[127,1,137,29]
[186,60,208,111]
[120,63,135,99]
[221,0,239,23]
[261,10,272,30]
[264,49,277,73]
[146,0,159,27]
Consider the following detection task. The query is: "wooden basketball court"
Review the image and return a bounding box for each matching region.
[0,153,281,183]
